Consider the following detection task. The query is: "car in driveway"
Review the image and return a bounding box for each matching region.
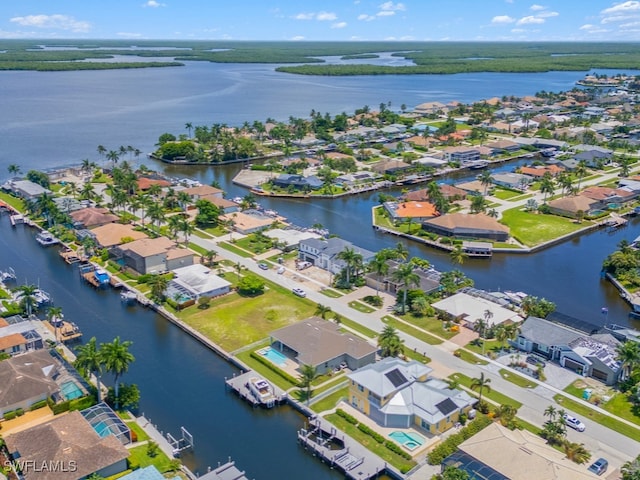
[587,458,608,476]
[258,263,269,270]
[563,414,586,432]
[292,287,306,297]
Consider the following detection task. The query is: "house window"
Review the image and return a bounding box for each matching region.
[351,396,358,408]
[421,419,430,430]
[357,385,364,392]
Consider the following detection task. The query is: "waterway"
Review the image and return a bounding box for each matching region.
[0,214,341,479]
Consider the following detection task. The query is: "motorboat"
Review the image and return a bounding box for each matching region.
[248,377,275,404]
[35,230,60,247]
[0,267,16,283]
[94,268,110,286]
[120,290,137,304]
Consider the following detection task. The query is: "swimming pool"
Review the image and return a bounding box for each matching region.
[260,347,288,366]
[60,381,84,401]
[389,431,425,451]
[93,420,112,438]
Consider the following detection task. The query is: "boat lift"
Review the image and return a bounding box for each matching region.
[167,426,194,457]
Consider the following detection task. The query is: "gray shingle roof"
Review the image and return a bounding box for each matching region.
[518,316,582,346]
[0,350,59,410]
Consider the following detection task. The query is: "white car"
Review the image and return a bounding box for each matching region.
[563,414,586,432]
[292,287,306,298]
[277,266,285,274]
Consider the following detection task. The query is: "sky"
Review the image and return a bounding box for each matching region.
[1,1,639,42]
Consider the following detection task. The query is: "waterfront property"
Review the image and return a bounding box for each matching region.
[1,179,51,200]
[442,422,598,480]
[515,316,621,385]
[115,236,194,275]
[269,317,377,375]
[0,315,45,355]
[365,260,441,296]
[70,207,119,229]
[4,410,129,480]
[431,292,522,328]
[263,228,322,252]
[168,264,231,301]
[383,200,439,223]
[490,172,533,191]
[347,357,474,434]
[298,238,375,275]
[90,223,148,249]
[81,402,133,445]
[221,210,274,235]
[422,213,510,242]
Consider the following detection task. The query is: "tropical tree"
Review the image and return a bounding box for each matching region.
[479,170,493,195]
[336,247,363,286]
[616,340,640,381]
[179,219,194,245]
[146,203,165,229]
[298,364,318,404]
[470,372,491,406]
[7,164,21,176]
[314,303,332,320]
[563,441,591,464]
[148,274,169,303]
[621,454,640,480]
[575,160,588,191]
[394,242,409,263]
[79,182,97,202]
[541,406,567,445]
[391,263,420,314]
[621,156,633,177]
[540,173,555,203]
[434,466,470,480]
[16,284,39,316]
[450,245,467,265]
[100,337,135,410]
[185,122,193,138]
[495,403,518,428]
[47,306,64,344]
[470,194,487,214]
[378,325,404,358]
[369,251,390,298]
[75,337,104,402]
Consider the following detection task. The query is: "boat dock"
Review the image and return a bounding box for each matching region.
[224,370,287,408]
[44,319,83,343]
[9,214,24,227]
[297,416,386,480]
[59,248,83,264]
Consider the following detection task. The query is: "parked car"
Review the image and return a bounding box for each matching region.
[277,266,285,274]
[563,414,586,432]
[258,263,269,270]
[587,458,608,476]
[292,287,306,297]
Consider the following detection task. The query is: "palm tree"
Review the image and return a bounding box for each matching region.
[47,306,63,343]
[16,284,39,316]
[575,160,587,191]
[179,219,194,245]
[479,170,493,196]
[100,337,135,410]
[391,263,420,314]
[314,303,332,320]
[378,325,404,358]
[106,150,120,167]
[146,203,165,229]
[148,275,169,303]
[470,372,492,406]
[7,164,21,176]
[563,440,591,464]
[298,364,318,405]
[394,241,409,263]
[79,182,96,202]
[616,340,640,381]
[167,215,182,241]
[450,245,467,265]
[369,252,389,298]
[97,145,107,164]
[203,249,217,267]
[495,404,517,427]
[336,247,362,286]
[185,122,193,138]
[540,173,555,203]
[75,337,104,403]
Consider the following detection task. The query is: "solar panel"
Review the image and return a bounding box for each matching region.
[436,398,458,416]
[385,368,408,388]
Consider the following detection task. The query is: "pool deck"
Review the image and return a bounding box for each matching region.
[224,370,287,408]
[297,416,386,480]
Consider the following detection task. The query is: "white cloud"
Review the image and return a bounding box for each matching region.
[331,21,347,29]
[517,15,545,24]
[358,14,376,21]
[10,14,91,32]
[294,12,315,20]
[316,11,337,21]
[602,14,638,22]
[530,4,546,10]
[511,28,526,32]
[621,20,640,26]
[492,15,515,24]
[579,23,595,30]
[537,10,559,18]
[602,1,640,14]
[290,35,305,41]
[377,10,395,16]
[379,1,406,11]
[143,0,165,7]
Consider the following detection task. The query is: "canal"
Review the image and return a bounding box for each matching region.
[0,213,342,479]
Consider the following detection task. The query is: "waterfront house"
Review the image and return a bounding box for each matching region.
[519,165,564,178]
[443,146,481,164]
[383,201,439,223]
[220,210,274,235]
[515,316,621,384]
[412,156,448,169]
[115,236,194,275]
[573,149,613,168]
[490,172,533,191]
[421,213,510,242]
[431,292,521,329]
[547,195,599,218]
[298,238,375,275]
[335,171,378,187]
[371,159,412,175]
[0,316,44,355]
[169,264,231,300]
[263,228,321,252]
[365,261,441,296]
[442,422,599,480]
[347,357,474,433]
[70,207,119,229]
[272,174,323,190]
[4,410,129,480]
[580,186,635,207]
[91,223,148,248]
[198,194,240,214]
[182,184,224,200]
[403,184,466,202]
[137,177,171,191]
[485,139,520,153]
[414,101,448,115]
[269,318,376,375]
[1,179,51,200]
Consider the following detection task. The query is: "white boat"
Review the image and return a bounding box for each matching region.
[248,377,275,404]
[0,268,16,283]
[35,231,60,247]
[120,290,137,304]
[34,289,52,305]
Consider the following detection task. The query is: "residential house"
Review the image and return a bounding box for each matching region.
[547,195,599,218]
[443,146,480,164]
[169,264,231,300]
[371,159,412,175]
[573,150,613,168]
[412,156,448,169]
[431,292,521,328]
[299,238,375,275]
[0,316,44,355]
[137,177,171,191]
[414,101,448,115]
[182,185,224,200]
[199,194,240,214]
[347,357,474,433]
[90,223,148,248]
[116,237,194,275]
[580,186,636,207]
[1,179,51,200]
[519,165,564,178]
[383,201,439,223]
[269,318,377,375]
[365,261,441,296]
[220,210,274,235]
[485,139,520,153]
[272,174,323,190]
[263,228,321,252]
[4,410,129,480]
[405,135,437,149]
[490,172,533,191]
[70,207,119,229]
[442,422,600,480]
[335,172,378,187]
[403,185,466,202]
[422,213,510,241]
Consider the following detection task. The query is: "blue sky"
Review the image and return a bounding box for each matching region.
[1,1,639,41]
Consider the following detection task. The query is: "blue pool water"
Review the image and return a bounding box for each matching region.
[389,431,425,451]
[260,347,288,366]
[60,381,83,401]
[93,420,112,438]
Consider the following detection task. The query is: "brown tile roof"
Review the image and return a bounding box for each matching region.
[325,151,354,160]
[406,136,435,147]
[270,318,377,367]
[520,165,564,177]
[166,247,193,261]
[424,213,510,233]
[70,207,119,228]
[486,140,519,149]
[120,236,175,257]
[0,333,26,351]
[403,189,429,202]
[581,186,617,201]
[0,350,59,410]
[182,185,223,197]
[4,410,129,480]
[0,318,8,327]
[548,195,598,213]
[137,177,171,190]
[200,194,239,210]
[91,224,148,248]
[439,184,468,198]
[221,211,273,232]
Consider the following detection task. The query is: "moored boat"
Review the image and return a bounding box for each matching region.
[36,230,60,247]
[94,268,110,287]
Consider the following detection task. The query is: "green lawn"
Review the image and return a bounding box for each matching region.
[0,192,25,212]
[202,225,228,237]
[348,300,376,313]
[564,380,640,427]
[382,315,443,346]
[492,188,521,200]
[218,242,254,258]
[235,347,298,391]
[320,288,344,298]
[339,317,378,339]
[465,338,505,356]
[311,387,348,413]
[453,348,489,366]
[500,207,593,247]
[394,314,457,340]
[177,281,316,351]
[325,413,416,473]
[314,376,348,394]
[234,234,275,254]
[449,373,522,408]
[499,368,537,389]
[127,444,174,473]
[126,421,150,442]
[187,242,208,256]
[553,394,640,442]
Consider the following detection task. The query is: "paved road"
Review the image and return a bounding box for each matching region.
[189,234,640,471]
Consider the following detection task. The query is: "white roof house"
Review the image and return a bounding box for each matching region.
[431,292,521,327]
[170,264,231,299]
[263,229,321,250]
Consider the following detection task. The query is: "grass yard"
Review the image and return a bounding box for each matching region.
[126,421,150,442]
[325,413,416,473]
[348,300,376,313]
[234,234,275,254]
[218,241,254,258]
[201,225,228,237]
[0,192,26,212]
[187,242,208,256]
[500,207,593,247]
[465,338,505,356]
[177,283,316,351]
[499,368,537,389]
[382,315,443,346]
[395,314,457,340]
[338,317,377,339]
[127,444,174,473]
[450,373,522,409]
[320,288,344,298]
[311,387,348,413]
[553,394,640,442]
[564,380,640,427]
[492,188,521,200]
[453,348,489,365]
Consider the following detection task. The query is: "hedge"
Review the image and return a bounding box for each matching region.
[357,423,385,443]
[336,409,358,425]
[427,415,493,465]
[250,351,299,386]
[30,399,48,411]
[15,408,24,417]
[385,440,412,460]
[3,411,17,420]
[50,395,96,415]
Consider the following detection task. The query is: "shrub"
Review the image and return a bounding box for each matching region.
[363,295,383,307]
[30,399,48,411]
[127,458,140,470]
[384,440,412,460]
[3,410,17,421]
[250,351,298,386]
[427,415,492,465]
[15,408,24,417]
[147,441,159,458]
[69,395,96,412]
[357,423,385,443]
[336,409,358,425]
[51,400,71,415]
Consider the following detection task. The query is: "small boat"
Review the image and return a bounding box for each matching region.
[248,377,276,405]
[0,267,16,283]
[35,231,60,247]
[120,290,137,304]
[467,160,489,170]
[94,268,110,286]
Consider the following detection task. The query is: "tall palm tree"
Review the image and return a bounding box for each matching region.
[378,325,404,358]
[540,173,555,203]
[479,170,493,196]
[470,372,492,406]
[100,337,135,410]
[450,245,467,265]
[616,340,640,381]
[336,247,362,286]
[79,182,96,202]
[148,275,169,303]
[106,150,120,167]
[391,263,420,314]
[563,440,591,464]
[314,303,332,320]
[185,122,193,138]
[47,306,63,343]
[369,252,389,298]
[394,242,409,263]
[179,219,194,245]
[75,337,104,403]
[7,164,21,176]
[575,161,587,191]
[298,364,318,405]
[146,203,165,230]
[16,284,39,316]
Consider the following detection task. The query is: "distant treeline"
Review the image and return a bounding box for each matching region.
[1,40,640,73]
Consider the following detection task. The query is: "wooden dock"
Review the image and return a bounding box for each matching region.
[82,271,102,288]
[297,416,386,480]
[225,370,287,408]
[59,248,83,264]
[44,319,82,343]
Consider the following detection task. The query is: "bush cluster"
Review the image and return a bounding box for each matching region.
[250,351,298,386]
[336,409,357,424]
